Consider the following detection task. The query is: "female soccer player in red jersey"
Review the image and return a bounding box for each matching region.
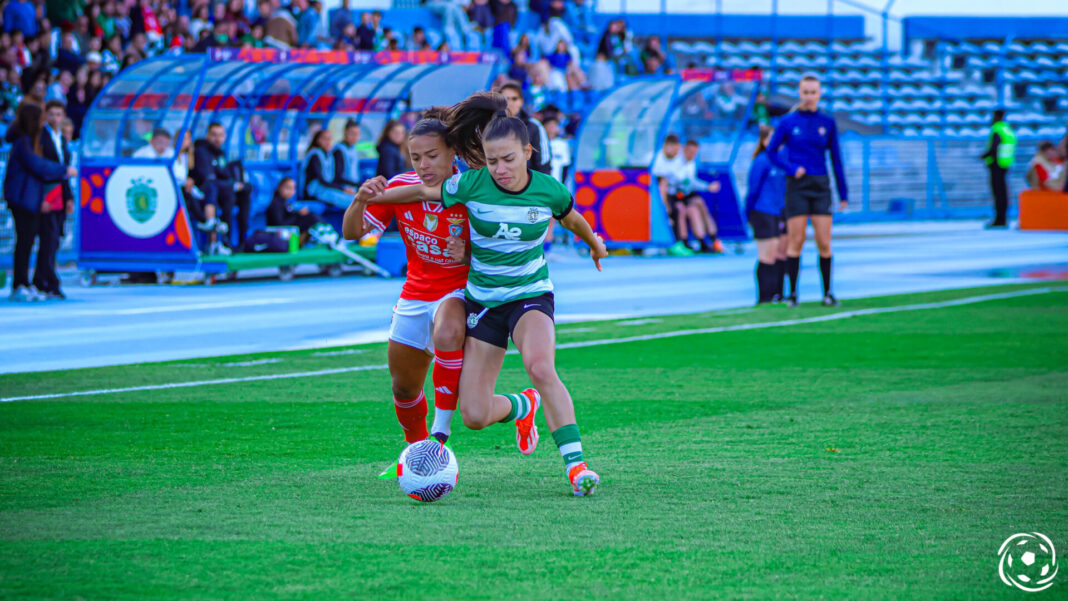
[342,111,479,454]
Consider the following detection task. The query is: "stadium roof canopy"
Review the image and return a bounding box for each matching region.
[80,49,500,166]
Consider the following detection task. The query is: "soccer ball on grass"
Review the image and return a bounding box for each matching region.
[398,439,458,502]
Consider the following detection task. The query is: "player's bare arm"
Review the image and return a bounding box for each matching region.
[560,208,608,271]
[368,182,443,205]
[342,176,388,240]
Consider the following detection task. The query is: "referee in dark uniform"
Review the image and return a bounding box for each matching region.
[766,74,848,307]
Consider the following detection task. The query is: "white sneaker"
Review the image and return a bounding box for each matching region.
[8,286,34,301]
[215,243,233,256]
[196,217,217,232]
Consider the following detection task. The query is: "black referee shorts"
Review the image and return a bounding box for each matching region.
[749,210,786,240]
[785,174,832,218]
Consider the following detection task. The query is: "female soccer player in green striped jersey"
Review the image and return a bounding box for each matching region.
[363,93,609,496]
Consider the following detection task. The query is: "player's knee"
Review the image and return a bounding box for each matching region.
[460,404,491,430]
[524,357,558,388]
[432,324,465,351]
[391,381,422,401]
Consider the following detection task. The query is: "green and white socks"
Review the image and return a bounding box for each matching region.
[552,424,585,470]
[500,393,533,422]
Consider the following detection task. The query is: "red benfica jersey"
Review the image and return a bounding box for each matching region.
[364,171,470,301]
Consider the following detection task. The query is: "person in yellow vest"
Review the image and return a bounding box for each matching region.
[980,109,1016,228]
[1026,141,1066,191]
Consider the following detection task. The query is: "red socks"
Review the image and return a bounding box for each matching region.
[432,348,463,412]
[394,391,428,443]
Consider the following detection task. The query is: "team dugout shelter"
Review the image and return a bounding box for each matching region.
[77,49,499,275]
[573,69,761,249]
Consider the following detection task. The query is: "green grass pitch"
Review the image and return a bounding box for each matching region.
[1,283,1066,599]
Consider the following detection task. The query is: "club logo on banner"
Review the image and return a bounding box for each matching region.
[105,166,177,238]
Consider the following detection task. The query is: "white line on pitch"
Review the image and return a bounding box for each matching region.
[219,359,284,367]
[1,286,1062,403]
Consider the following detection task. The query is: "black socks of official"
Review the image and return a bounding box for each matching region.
[786,256,800,297]
[819,255,832,296]
[756,262,776,303]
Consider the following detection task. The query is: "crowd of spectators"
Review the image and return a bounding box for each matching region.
[0,0,656,141]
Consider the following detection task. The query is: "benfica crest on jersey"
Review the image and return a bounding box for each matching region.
[447,216,465,237]
[424,213,438,231]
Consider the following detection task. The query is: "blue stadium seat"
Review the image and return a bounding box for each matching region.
[1031,41,1053,55]
[779,41,804,55]
[693,41,717,54]
[855,84,880,98]
[669,40,694,54]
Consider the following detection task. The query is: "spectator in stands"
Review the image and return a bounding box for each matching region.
[598,19,633,73]
[329,0,357,41]
[544,115,571,184]
[45,70,72,103]
[640,36,674,74]
[268,177,320,246]
[3,0,39,38]
[491,0,517,54]
[508,33,534,83]
[498,81,552,175]
[564,0,597,47]
[406,26,429,51]
[533,16,574,60]
[466,0,494,32]
[0,66,22,124]
[355,11,375,50]
[526,61,550,109]
[303,128,355,210]
[376,119,408,180]
[546,40,588,92]
[587,52,615,91]
[265,0,298,48]
[135,128,224,252]
[424,0,474,50]
[651,134,694,257]
[194,122,252,250]
[980,109,1015,228]
[333,119,362,190]
[65,66,93,137]
[1025,141,1065,192]
[297,0,328,49]
[61,117,74,143]
[5,102,78,301]
[33,100,73,299]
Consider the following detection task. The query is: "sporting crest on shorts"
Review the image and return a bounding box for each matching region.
[527,207,539,223]
[424,214,439,231]
[466,312,480,328]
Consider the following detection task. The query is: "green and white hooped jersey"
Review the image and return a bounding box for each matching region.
[441,168,574,308]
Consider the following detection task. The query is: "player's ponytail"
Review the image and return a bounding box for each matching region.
[441,92,507,168]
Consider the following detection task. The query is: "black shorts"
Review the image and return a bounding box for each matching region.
[749,210,786,240]
[465,292,555,349]
[785,175,832,218]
